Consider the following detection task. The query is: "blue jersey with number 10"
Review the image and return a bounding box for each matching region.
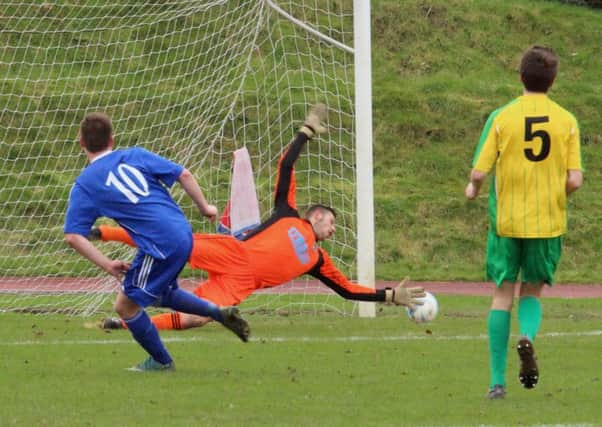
[64,147,192,259]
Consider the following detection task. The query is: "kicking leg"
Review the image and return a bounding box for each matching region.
[160,287,249,342]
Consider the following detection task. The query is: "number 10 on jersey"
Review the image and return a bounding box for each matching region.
[105,164,150,203]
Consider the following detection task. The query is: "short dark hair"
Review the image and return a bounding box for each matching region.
[80,112,113,153]
[305,203,337,219]
[520,45,558,93]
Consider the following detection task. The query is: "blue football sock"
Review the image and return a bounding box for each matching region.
[518,296,542,341]
[161,288,223,323]
[124,310,172,365]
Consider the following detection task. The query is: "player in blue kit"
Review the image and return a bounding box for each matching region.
[64,112,250,371]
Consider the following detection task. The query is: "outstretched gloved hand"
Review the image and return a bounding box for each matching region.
[300,103,327,138]
[385,279,426,310]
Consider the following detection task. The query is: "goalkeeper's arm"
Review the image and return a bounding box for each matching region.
[309,249,425,308]
[273,103,328,212]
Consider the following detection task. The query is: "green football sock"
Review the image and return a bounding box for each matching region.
[488,309,511,388]
[518,296,542,341]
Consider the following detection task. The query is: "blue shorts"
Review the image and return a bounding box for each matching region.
[122,237,192,307]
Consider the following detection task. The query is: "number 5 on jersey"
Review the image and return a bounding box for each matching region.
[524,116,550,162]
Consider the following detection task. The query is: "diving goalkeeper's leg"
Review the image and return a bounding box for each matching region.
[147,312,211,330]
[88,225,135,246]
[102,312,211,331]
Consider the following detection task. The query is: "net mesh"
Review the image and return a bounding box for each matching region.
[0,1,360,316]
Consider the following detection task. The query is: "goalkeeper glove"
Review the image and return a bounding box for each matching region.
[300,103,327,138]
[385,279,426,310]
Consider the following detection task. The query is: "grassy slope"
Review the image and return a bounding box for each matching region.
[371,0,602,282]
[1,1,601,283]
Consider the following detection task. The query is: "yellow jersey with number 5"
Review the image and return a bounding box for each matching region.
[472,94,582,238]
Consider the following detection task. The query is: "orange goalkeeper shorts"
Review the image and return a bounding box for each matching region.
[190,234,257,307]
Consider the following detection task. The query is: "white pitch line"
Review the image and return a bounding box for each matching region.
[1,330,601,346]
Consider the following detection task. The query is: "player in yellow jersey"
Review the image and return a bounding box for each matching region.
[464,46,583,399]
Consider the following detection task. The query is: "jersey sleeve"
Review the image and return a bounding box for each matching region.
[64,183,100,236]
[309,249,386,302]
[471,110,500,173]
[135,147,184,188]
[273,133,309,211]
[567,116,582,171]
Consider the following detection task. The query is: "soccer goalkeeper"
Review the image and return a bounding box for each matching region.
[93,104,426,331]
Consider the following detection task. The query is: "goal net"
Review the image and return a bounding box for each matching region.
[0,1,372,316]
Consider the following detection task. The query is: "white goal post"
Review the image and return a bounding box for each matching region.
[0,0,375,317]
[353,0,376,318]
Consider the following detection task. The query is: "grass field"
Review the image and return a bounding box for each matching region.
[2,295,601,426]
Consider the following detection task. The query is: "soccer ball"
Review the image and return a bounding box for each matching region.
[406,291,438,323]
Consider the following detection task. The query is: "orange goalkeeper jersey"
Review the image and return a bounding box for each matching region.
[198,132,386,301]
